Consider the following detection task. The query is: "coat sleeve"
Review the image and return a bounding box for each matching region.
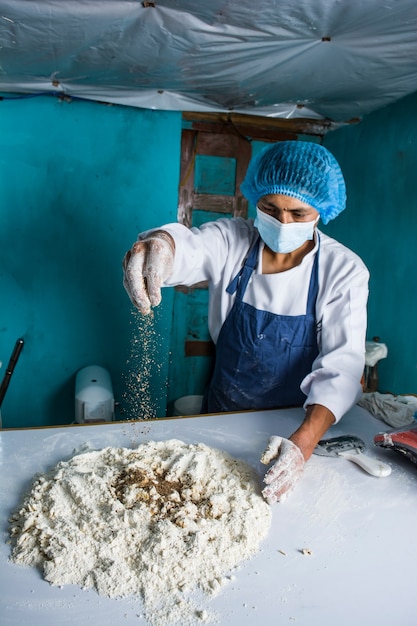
[300,258,369,422]
[140,218,255,287]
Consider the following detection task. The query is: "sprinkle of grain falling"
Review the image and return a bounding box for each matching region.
[123,309,165,420]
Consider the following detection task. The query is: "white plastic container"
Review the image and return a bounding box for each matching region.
[173,395,204,416]
[75,365,115,424]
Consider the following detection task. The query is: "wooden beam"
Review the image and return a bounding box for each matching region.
[185,340,215,357]
[183,111,359,140]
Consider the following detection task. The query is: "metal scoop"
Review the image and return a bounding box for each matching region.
[314,434,391,477]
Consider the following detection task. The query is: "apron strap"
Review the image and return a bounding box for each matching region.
[306,232,320,316]
[226,237,261,298]
[227,231,320,311]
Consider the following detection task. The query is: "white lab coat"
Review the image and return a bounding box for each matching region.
[143,218,369,422]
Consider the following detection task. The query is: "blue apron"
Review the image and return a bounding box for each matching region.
[203,235,320,413]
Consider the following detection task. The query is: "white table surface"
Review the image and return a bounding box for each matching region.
[1,406,416,626]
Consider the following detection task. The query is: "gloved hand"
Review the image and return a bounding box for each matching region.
[260,435,305,504]
[123,231,175,314]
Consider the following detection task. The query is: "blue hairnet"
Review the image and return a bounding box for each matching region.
[240,141,346,224]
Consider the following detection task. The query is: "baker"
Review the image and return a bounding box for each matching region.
[123,141,369,503]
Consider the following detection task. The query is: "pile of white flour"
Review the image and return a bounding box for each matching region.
[9,439,271,626]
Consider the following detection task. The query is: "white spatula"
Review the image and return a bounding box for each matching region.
[314,435,391,477]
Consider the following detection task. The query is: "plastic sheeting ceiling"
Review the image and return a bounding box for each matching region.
[1,0,417,122]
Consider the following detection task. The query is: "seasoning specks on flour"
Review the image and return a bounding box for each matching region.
[9,439,271,626]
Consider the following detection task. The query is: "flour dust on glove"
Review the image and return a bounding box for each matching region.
[123,231,174,314]
[261,435,305,504]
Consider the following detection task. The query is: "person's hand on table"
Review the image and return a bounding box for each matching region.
[260,405,336,504]
[260,435,305,503]
[123,231,175,314]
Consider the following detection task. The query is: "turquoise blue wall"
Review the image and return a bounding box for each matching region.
[0,96,181,428]
[322,91,417,394]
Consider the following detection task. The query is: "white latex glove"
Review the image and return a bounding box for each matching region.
[260,436,305,504]
[123,231,175,314]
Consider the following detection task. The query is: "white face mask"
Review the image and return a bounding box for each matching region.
[254,207,319,253]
